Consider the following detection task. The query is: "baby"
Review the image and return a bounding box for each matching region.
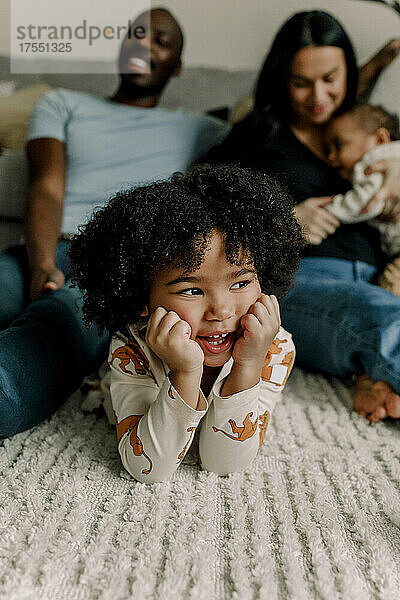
[324,103,400,296]
[70,164,305,483]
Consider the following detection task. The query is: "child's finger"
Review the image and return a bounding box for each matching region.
[147,306,167,329]
[240,312,262,335]
[259,294,281,324]
[169,319,192,340]
[146,306,168,343]
[251,294,279,320]
[247,300,269,325]
[257,293,275,311]
[270,295,281,321]
[157,310,182,337]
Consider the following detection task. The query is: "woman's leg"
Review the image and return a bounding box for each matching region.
[280,257,400,394]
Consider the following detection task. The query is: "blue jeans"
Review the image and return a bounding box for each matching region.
[0,241,109,438]
[280,257,400,393]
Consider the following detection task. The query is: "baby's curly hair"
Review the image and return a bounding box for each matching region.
[70,164,305,333]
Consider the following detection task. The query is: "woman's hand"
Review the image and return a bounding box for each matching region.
[145,307,204,375]
[232,294,281,369]
[364,160,400,223]
[294,196,340,244]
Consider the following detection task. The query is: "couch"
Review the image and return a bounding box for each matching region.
[0,53,398,251]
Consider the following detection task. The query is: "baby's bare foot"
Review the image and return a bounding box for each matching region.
[353,374,398,422]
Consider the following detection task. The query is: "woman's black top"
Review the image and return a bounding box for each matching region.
[205,118,384,268]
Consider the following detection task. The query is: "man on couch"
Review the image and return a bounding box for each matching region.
[0,8,228,438]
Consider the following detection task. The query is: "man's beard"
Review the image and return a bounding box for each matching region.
[119,75,167,99]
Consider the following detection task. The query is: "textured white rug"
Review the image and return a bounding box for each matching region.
[1,368,400,600]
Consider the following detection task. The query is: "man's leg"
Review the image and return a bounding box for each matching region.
[0,282,109,438]
[0,240,73,331]
[0,246,29,330]
[280,258,400,394]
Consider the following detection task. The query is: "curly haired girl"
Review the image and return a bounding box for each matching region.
[70,164,305,482]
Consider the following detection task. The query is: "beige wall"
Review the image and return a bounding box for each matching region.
[162,0,399,68]
[1,0,399,67]
[0,0,9,55]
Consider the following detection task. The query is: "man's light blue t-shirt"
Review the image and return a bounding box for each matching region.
[27,88,229,233]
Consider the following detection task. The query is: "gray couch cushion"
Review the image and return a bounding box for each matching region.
[0,55,257,112]
[0,151,28,220]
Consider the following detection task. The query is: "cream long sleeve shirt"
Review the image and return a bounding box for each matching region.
[326,141,400,257]
[109,323,295,483]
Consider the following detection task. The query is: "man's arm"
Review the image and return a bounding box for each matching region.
[25,137,66,301]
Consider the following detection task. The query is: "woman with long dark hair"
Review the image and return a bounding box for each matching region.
[207,11,400,422]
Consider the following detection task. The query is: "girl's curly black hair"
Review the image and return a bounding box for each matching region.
[69,164,306,334]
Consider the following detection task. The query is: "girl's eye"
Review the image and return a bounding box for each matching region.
[180,288,203,296]
[231,280,250,290]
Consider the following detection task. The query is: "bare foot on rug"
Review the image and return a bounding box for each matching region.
[353,374,400,423]
[378,255,400,298]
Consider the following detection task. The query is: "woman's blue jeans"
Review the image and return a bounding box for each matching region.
[280,257,400,393]
[0,241,109,438]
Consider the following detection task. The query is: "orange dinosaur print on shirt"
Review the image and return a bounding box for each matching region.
[213,412,258,442]
[262,350,295,386]
[114,412,152,475]
[258,409,270,451]
[177,427,197,464]
[109,339,149,375]
[265,337,285,364]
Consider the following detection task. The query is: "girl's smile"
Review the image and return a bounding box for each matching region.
[146,230,262,368]
[196,331,236,355]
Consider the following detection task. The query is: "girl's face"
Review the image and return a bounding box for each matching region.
[147,230,262,368]
[288,45,347,127]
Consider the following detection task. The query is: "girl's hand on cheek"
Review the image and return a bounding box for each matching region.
[232,294,281,369]
[146,306,204,375]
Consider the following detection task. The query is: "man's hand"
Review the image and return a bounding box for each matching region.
[294,196,340,245]
[30,265,65,301]
[363,160,400,222]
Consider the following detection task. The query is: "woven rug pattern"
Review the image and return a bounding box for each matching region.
[1,368,400,600]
